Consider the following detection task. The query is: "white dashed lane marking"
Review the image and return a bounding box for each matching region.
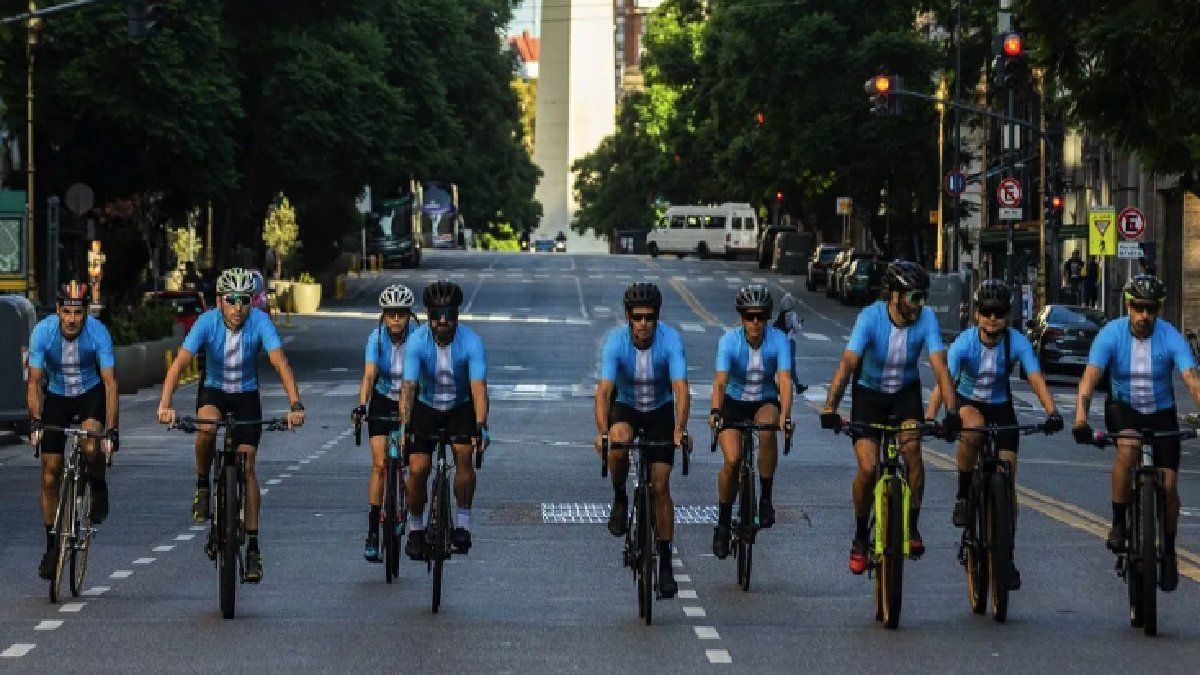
[81,586,110,597]
[133,557,156,565]
[802,332,831,341]
[707,649,732,664]
[677,589,698,599]
[1,644,36,658]
[174,533,195,541]
[34,621,62,631]
[153,545,174,553]
[59,603,85,613]
[190,525,206,531]
[683,606,707,618]
[695,626,720,640]
[110,570,133,579]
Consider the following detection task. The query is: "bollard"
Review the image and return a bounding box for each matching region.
[335,275,346,299]
[165,349,175,374]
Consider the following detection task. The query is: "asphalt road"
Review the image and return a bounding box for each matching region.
[3,249,1200,673]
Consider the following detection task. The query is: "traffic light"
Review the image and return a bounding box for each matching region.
[1044,194,1064,225]
[775,191,783,202]
[127,0,166,39]
[864,75,902,116]
[992,32,1028,89]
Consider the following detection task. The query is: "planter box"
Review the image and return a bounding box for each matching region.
[115,344,147,395]
[292,282,322,313]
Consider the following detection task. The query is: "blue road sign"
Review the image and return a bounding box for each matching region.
[944,170,967,198]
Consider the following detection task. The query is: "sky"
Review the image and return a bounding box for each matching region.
[509,0,540,37]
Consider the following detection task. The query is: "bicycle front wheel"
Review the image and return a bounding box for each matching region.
[880,478,905,629]
[431,474,451,614]
[70,478,94,597]
[383,459,399,584]
[639,483,655,626]
[987,472,1014,623]
[736,466,756,592]
[1139,477,1159,636]
[219,464,240,619]
[965,479,987,615]
[50,471,76,604]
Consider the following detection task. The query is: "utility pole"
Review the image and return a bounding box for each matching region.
[25,1,39,303]
[950,0,963,272]
[935,75,948,272]
[1035,67,1047,310]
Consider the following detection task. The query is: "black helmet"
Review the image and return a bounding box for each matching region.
[1123,274,1165,303]
[973,278,1011,309]
[623,282,662,311]
[885,260,930,292]
[735,284,773,312]
[422,280,463,308]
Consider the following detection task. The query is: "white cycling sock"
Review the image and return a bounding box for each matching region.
[456,509,470,529]
[409,513,425,532]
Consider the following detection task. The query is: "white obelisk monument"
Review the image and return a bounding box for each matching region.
[532,0,615,251]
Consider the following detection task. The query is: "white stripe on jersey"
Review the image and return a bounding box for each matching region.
[1130,337,1155,414]
[62,338,83,396]
[634,348,656,411]
[743,347,765,401]
[971,344,1001,401]
[222,328,245,393]
[432,344,456,410]
[388,341,404,399]
[881,326,909,394]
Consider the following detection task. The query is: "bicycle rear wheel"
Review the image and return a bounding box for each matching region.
[1139,477,1159,636]
[987,472,1014,623]
[965,479,987,615]
[383,459,399,584]
[219,463,240,619]
[639,484,655,625]
[70,478,94,597]
[736,466,756,592]
[880,478,905,629]
[50,471,76,604]
[431,473,450,613]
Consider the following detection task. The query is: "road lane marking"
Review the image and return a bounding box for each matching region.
[694,626,719,640]
[280,473,292,478]
[669,278,723,328]
[153,545,174,552]
[59,603,85,613]
[175,533,195,541]
[676,574,691,582]
[802,332,830,341]
[678,589,698,599]
[133,558,155,564]
[1,644,36,658]
[287,465,301,471]
[683,606,707,618]
[680,323,706,332]
[34,621,62,631]
[706,649,732,664]
[190,525,206,531]
[81,586,110,596]
[110,570,133,579]
[574,276,589,319]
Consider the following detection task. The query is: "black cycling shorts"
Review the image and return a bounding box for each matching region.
[408,400,477,454]
[850,382,924,436]
[41,383,106,455]
[608,401,676,465]
[961,399,1021,452]
[196,386,264,447]
[367,390,402,438]
[1104,400,1181,471]
[719,398,780,428]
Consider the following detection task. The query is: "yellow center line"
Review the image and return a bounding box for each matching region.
[668,277,723,328]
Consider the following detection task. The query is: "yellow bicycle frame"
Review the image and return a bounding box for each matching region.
[872,424,913,558]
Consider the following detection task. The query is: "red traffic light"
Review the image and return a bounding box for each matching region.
[1050,195,1064,210]
[775,191,783,202]
[1002,33,1023,57]
[754,111,765,126]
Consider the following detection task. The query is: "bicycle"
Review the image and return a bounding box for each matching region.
[833,417,940,629]
[955,423,1046,623]
[601,432,689,625]
[170,415,288,619]
[1086,426,1198,636]
[407,428,483,614]
[353,415,407,583]
[710,419,793,591]
[35,423,111,603]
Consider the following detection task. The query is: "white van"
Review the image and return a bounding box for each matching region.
[645,202,758,259]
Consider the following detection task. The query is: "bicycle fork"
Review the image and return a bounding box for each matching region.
[872,473,911,562]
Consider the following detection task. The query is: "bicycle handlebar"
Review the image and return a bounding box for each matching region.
[959,423,1047,437]
[32,423,113,465]
[352,415,403,447]
[1088,428,1200,448]
[170,416,290,434]
[601,435,690,476]
[709,420,792,455]
[834,419,943,437]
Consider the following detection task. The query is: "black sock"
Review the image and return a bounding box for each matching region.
[368,505,380,534]
[718,502,733,527]
[910,507,921,531]
[760,477,774,503]
[613,482,627,503]
[657,540,672,571]
[196,475,209,489]
[247,530,259,553]
[45,524,54,549]
[1166,530,1176,550]
[1113,502,1128,525]
[956,471,972,499]
[855,516,869,541]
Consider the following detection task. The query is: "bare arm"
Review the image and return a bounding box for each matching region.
[398,381,418,425]
[823,350,861,412]
[925,383,943,420]
[100,367,119,430]
[1074,365,1104,427]
[158,347,195,411]
[357,363,378,408]
[594,379,614,435]
[929,351,958,413]
[710,372,728,422]
[267,348,301,407]
[777,369,793,423]
[1180,368,1200,410]
[470,380,489,428]
[672,379,691,440]
[1026,371,1058,415]
[27,366,44,420]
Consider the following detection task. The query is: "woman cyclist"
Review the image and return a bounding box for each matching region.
[351,285,418,562]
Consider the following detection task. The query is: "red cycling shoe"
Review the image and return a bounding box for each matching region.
[849,539,868,574]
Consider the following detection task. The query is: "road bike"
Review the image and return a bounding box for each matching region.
[601,432,689,625]
[710,419,792,591]
[354,415,407,583]
[834,418,940,629]
[36,423,110,603]
[171,415,288,619]
[1087,426,1198,636]
[956,423,1046,622]
[408,428,483,613]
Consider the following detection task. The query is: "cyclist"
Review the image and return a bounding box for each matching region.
[157,268,306,583]
[351,285,417,562]
[926,278,1063,589]
[594,282,690,598]
[819,261,960,573]
[27,281,118,580]
[1072,275,1200,592]
[397,280,490,561]
[710,285,793,558]
[772,292,807,393]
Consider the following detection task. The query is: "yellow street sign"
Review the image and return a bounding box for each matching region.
[1089,207,1117,256]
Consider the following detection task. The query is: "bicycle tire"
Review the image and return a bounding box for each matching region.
[431,472,449,614]
[384,459,399,584]
[965,477,987,615]
[50,470,75,604]
[1139,476,1158,636]
[640,483,655,626]
[1128,498,1144,628]
[219,463,239,620]
[988,472,1014,623]
[737,465,756,592]
[392,461,406,583]
[70,478,93,597]
[881,478,905,629]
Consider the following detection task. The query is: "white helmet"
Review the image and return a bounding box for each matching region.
[216,268,256,294]
[378,284,415,309]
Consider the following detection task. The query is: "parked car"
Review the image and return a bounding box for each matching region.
[144,289,208,333]
[554,231,568,253]
[838,258,885,305]
[825,249,861,299]
[533,238,555,252]
[1024,304,1106,376]
[806,244,843,291]
[646,202,758,259]
[757,226,795,269]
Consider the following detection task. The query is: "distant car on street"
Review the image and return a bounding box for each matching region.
[554,231,568,253]
[1024,304,1106,377]
[144,290,208,333]
[533,239,555,253]
[806,244,843,292]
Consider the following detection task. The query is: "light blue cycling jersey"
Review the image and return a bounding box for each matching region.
[182,308,282,393]
[601,323,687,412]
[402,324,487,410]
[847,300,945,393]
[29,315,115,397]
[716,326,791,401]
[947,327,1040,404]
[1088,317,1195,414]
[364,321,415,400]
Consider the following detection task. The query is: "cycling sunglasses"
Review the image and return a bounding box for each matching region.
[977,306,1010,319]
[740,311,769,323]
[429,307,459,323]
[629,311,659,323]
[222,293,253,306]
[1128,301,1161,314]
[903,290,928,305]
[383,308,411,319]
